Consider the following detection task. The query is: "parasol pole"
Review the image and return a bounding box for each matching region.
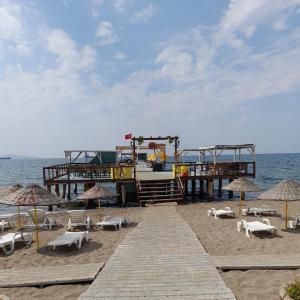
[98,198,101,221]
[285,200,288,230]
[17,206,21,229]
[34,206,40,250]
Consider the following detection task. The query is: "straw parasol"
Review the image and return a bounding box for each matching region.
[2,184,67,250]
[0,184,23,227]
[223,178,260,216]
[258,179,300,230]
[77,184,117,221]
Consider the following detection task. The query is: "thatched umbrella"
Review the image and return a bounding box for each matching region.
[258,180,300,230]
[223,178,260,216]
[2,184,67,250]
[0,184,23,227]
[77,184,117,221]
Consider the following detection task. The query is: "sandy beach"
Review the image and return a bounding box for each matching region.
[1,199,300,299]
[0,207,145,300]
[177,199,300,299]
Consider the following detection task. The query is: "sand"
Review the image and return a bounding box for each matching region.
[0,207,145,300]
[2,199,300,299]
[177,199,300,299]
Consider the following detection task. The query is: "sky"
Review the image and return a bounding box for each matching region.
[0,0,300,157]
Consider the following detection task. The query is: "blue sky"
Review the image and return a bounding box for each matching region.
[0,0,300,157]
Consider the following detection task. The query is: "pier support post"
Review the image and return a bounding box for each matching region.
[191,179,196,202]
[184,180,188,197]
[208,180,214,201]
[74,184,78,195]
[67,183,71,200]
[62,184,66,199]
[199,180,204,198]
[218,179,222,199]
[54,184,60,196]
[228,178,233,199]
[121,184,126,207]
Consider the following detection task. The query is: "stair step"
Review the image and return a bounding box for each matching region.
[139,189,180,194]
[140,198,183,204]
[139,193,181,199]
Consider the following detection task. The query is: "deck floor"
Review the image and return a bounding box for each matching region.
[0,263,103,288]
[79,204,236,300]
[214,254,300,270]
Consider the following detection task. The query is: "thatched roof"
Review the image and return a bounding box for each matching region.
[258,180,300,201]
[77,184,117,200]
[0,184,23,199]
[222,178,260,192]
[1,184,67,206]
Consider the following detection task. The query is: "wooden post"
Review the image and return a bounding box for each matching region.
[55,184,60,196]
[121,184,126,206]
[74,184,78,195]
[67,183,71,200]
[184,180,189,196]
[208,180,214,201]
[191,179,195,201]
[228,178,233,199]
[62,184,66,199]
[285,200,288,230]
[132,138,137,180]
[218,179,222,198]
[200,179,204,198]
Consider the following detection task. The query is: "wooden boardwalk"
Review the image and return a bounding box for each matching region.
[0,263,103,288]
[79,205,236,300]
[214,254,300,270]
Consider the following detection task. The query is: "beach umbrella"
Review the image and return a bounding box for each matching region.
[0,184,23,228]
[223,178,260,216]
[258,179,300,230]
[77,184,117,221]
[2,184,67,250]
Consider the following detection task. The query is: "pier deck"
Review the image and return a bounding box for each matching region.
[79,204,236,300]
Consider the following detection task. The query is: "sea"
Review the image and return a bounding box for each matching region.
[0,154,300,212]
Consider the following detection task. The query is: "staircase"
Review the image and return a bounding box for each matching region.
[137,179,183,207]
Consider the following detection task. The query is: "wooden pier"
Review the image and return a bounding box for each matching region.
[42,142,256,206]
[79,204,236,299]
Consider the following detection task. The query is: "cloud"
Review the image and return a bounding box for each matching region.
[115,51,126,60]
[0,0,31,56]
[131,4,157,23]
[44,29,96,71]
[96,21,119,45]
[113,0,134,13]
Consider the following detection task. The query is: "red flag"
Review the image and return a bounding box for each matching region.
[124,133,132,140]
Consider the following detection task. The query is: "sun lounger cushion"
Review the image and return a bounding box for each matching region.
[47,231,88,250]
[0,232,32,255]
[243,221,277,237]
[96,216,124,230]
[214,209,235,219]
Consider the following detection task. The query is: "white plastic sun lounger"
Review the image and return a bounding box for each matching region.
[214,207,235,219]
[0,232,32,255]
[237,219,277,237]
[96,216,124,230]
[26,209,57,231]
[67,210,91,231]
[242,205,277,216]
[47,231,88,250]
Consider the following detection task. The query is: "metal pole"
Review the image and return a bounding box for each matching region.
[285,200,288,230]
[34,206,40,251]
[98,198,101,221]
[17,206,21,229]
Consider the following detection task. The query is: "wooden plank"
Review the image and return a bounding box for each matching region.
[214,255,300,270]
[0,263,104,288]
[79,205,236,299]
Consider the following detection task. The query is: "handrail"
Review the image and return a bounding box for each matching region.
[176,176,184,199]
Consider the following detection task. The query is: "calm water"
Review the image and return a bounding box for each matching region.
[0,154,300,212]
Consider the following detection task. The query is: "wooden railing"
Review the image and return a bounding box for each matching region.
[43,163,134,184]
[176,176,184,199]
[176,162,255,178]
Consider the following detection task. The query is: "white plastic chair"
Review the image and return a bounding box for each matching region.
[0,232,32,255]
[67,210,91,231]
[26,209,57,230]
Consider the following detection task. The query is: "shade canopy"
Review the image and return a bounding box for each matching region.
[0,184,23,199]
[222,178,260,192]
[258,180,300,201]
[77,184,117,200]
[1,184,67,206]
